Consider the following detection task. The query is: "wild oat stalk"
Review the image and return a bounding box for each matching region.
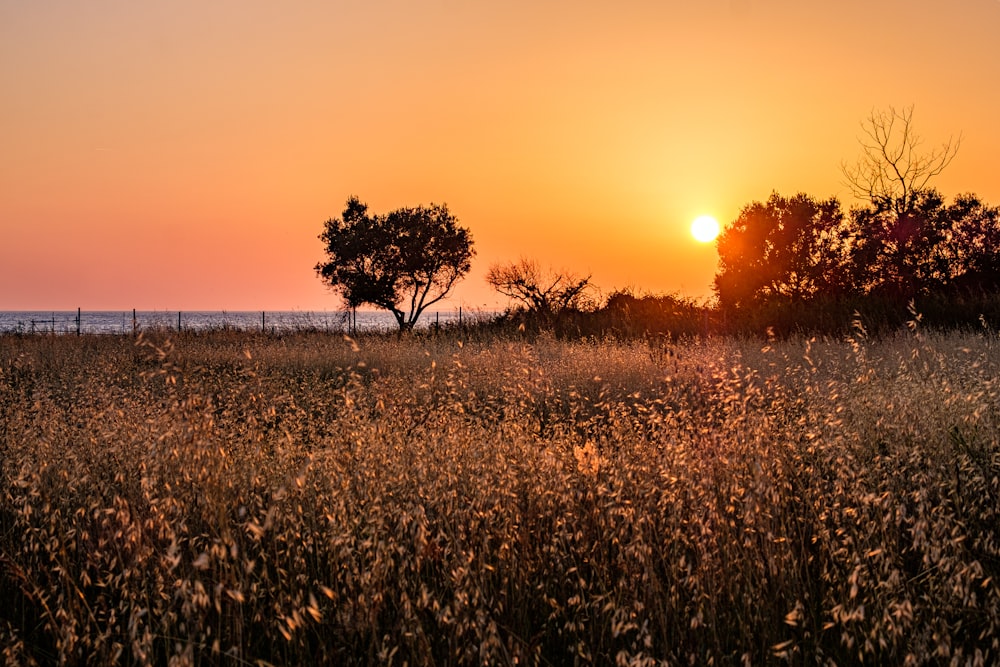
[1,329,997,665]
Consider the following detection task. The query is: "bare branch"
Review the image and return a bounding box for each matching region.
[841,105,960,215]
[486,258,593,322]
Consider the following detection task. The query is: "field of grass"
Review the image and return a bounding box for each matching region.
[1,326,999,665]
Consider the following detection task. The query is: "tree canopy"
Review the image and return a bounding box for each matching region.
[714,108,1000,332]
[316,197,474,331]
[714,193,849,311]
[715,189,1000,316]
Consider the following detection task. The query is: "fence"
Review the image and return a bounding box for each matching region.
[0,308,476,336]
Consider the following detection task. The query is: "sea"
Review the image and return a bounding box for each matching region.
[0,309,487,335]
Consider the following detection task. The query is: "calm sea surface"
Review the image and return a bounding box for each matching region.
[0,310,483,335]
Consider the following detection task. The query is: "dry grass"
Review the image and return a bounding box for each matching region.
[1,327,998,665]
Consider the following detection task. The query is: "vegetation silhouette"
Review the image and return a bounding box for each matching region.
[714,192,849,312]
[841,104,961,218]
[316,197,474,332]
[313,109,999,342]
[711,107,1000,336]
[485,258,593,330]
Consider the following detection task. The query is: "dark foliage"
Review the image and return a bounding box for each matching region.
[316,197,474,332]
[594,291,707,339]
[707,107,1000,336]
[712,189,1000,336]
[714,192,850,311]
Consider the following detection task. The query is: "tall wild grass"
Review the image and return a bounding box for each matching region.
[1,326,998,665]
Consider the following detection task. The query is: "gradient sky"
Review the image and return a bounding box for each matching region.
[2,0,998,311]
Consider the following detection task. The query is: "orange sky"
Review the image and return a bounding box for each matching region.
[2,1,998,312]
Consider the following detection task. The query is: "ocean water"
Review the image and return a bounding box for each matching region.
[0,309,483,335]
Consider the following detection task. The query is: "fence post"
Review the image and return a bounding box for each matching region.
[178,311,182,332]
[76,307,81,336]
[133,309,137,337]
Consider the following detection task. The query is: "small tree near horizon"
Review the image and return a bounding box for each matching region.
[486,258,592,326]
[316,197,474,332]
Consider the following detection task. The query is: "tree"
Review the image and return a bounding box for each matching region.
[945,194,1000,293]
[846,189,954,298]
[316,197,474,332]
[486,258,592,325]
[841,105,960,216]
[714,192,849,311]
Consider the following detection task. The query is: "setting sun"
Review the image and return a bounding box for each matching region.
[691,215,721,243]
[2,2,999,311]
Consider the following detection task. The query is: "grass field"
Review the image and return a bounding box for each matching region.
[2,326,998,665]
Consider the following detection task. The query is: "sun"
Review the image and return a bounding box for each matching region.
[690,215,721,243]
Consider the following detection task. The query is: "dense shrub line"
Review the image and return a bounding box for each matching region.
[479,289,1000,341]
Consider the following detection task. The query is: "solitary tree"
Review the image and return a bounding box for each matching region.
[486,258,592,325]
[841,105,960,216]
[316,197,474,332]
[714,192,848,311]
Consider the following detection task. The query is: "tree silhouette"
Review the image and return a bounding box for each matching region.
[712,109,999,333]
[841,105,960,216]
[714,192,848,311]
[945,194,1000,293]
[846,189,954,299]
[316,197,474,331]
[486,258,592,326]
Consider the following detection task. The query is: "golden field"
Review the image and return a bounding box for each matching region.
[1,326,998,665]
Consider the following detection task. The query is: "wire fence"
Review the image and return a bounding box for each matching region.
[0,308,480,336]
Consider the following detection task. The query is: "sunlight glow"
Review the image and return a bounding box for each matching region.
[691,215,721,243]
